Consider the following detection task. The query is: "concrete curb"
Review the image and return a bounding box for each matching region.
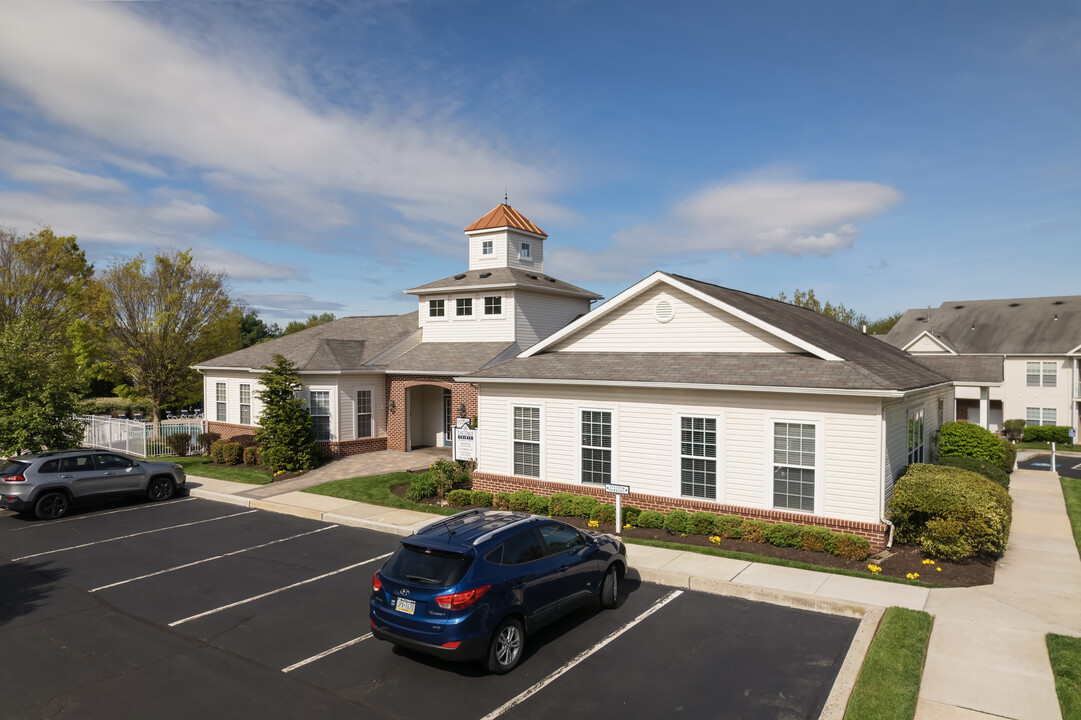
[188,487,252,508]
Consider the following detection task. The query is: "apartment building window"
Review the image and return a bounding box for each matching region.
[456,298,473,316]
[310,391,331,442]
[907,408,924,465]
[513,406,541,477]
[239,384,251,425]
[356,390,372,439]
[580,410,612,484]
[1026,407,1057,426]
[484,296,502,315]
[428,299,445,318]
[773,422,816,512]
[1027,361,1057,387]
[215,383,227,422]
[520,242,531,259]
[482,240,493,255]
[680,417,717,499]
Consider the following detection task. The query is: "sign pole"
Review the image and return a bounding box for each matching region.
[615,493,622,535]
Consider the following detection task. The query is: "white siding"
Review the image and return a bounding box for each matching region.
[550,286,801,354]
[338,374,386,440]
[908,335,952,353]
[881,384,953,508]
[419,291,516,342]
[478,382,885,524]
[515,290,593,349]
[1001,356,1071,425]
[467,228,544,272]
[203,371,265,428]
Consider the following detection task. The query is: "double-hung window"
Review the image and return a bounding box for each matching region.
[1026,407,1057,426]
[356,390,372,439]
[456,298,472,317]
[310,391,331,442]
[907,408,924,465]
[482,240,493,255]
[680,417,717,499]
[215,383,227,422]
[1027,361,1057,387]
[580,410,612,484]
[484,296,502,316]
[513,406,540,477]
[239,384,251,425]
[520,242,531,260]
[429,299,445,318]
[773,422,816,512]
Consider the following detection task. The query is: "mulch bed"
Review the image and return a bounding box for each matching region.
[393,485,996,588]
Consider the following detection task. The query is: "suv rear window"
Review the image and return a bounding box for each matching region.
[382,544,473,588]
[0,459,29,477]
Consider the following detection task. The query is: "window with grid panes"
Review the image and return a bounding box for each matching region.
[513,407,540,477]
[907,408,924,465]
[215,383,227,422]
[356,390,372,439]
[239,384,251,425]
[773,422,815,511]
[428,299,444,317]
[310,391,331,441]
[456,298,472,316]
[1027,361,1057,387]
[484,296,502,315]
[482,240,493,255]
[680,417,717,499]
[580,410,612,484]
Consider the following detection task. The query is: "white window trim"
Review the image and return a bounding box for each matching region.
[906,406,925,465]
[239,383,252,426]
[482,239,494,255]
[1027,406,1058,426]
[215,382,227,423]
[1026,360,1058,387]
[482,293,505,319]
[510,403,543,480]
[764,416,823,515]
[455,296,474,318]
[427,297,447,321]
[674,410,722,503]
[308,386,335,442]
[576,405,617,486]
[356,388,374,440]
[519,241,532,261]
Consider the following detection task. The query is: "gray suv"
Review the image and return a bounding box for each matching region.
[0,450,187,520]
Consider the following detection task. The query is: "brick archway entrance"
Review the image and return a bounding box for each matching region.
[386,376,477,452]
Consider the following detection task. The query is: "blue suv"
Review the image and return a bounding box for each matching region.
[370,508,627,673]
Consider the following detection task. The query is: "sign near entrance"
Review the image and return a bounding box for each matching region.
[604,483,630,495]
[453,418,477,461]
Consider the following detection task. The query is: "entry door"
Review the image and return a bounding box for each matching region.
[443,390,452,447]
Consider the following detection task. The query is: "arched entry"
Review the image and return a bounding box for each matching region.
[406,384,453,450]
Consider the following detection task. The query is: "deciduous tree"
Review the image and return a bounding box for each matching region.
[282,312,336,336]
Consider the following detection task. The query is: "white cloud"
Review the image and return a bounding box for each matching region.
[239,293,346,313]
[195,248,309,283]
[6,162,128,193]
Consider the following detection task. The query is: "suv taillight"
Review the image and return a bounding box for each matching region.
[435,585,490,610]
[372,572,383,592]
[3,475,25,483]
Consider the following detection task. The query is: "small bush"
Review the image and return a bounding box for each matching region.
[406,475,437,502]
[571,495,599,519]
[446,489,473,506]
[938,455,1009,489]
[243,446,259,465]
[429,459,459,498]
[997,437,1016,474]
[920,518,973,561]
[688,511,719,536]
[936,421,1006,466]
[508,490,535,512]
[209,440,227,464]
[799,526,836,553]
[832,534,871,561]
[716,515,744,539]
[591,504,616,525]
[471,490,494,507]
[663,509,690,533]
[1022,425,1074,445]
[493,492,511,510]
[549,493,576,517]
[221,442,243,466]
[231,434,257,448]
[197,432,220,454]
[636,510,664,529]
[741,519,768,543]
[763,522,801,548]
[621,505,642,528]
[165,433,191,457]
[1002,418,1025,443]
[529,495,550,515]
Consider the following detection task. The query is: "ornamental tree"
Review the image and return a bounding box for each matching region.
[254,355,319,473]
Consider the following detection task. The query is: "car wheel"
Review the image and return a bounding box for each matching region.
[485,617,524,674]
[599,566,619,609]
[34,491,70,520]
[147,476,175,502]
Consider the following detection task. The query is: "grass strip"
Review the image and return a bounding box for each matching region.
[1047,633,1081,720]
[303,471,455,516]
[1016,442,1079,451]
[624,537,941,588]
[1062,477,1081,560]
[168,456,272,485]
[844,607,933,720]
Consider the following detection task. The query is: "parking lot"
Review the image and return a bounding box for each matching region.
[1,497,859,719]
[1018,453,1081,480]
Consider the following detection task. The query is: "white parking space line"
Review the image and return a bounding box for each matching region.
[169,552,393,627]
[10,510,258,562]
[1072,462,1081,471]
[281,633,373,673]
[480,589,684,720]
[89,525,339,593]
[2,497,197,531]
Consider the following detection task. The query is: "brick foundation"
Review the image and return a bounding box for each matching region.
[472,471,889,550]
[206,422,257,441]
[386,376,478,452]
[318,436,388,459]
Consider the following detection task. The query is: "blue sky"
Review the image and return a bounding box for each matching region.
[0,1,1078,324]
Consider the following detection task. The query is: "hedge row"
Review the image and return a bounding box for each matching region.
[209,440,262,467]
[442,489,870,561]
[1022,425,1074,445]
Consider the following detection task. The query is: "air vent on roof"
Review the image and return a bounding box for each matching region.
[953,305,965,309]
[479,272,491,278]
[1053,300,1065,305]
[654,299,675,323]
[526,273,538,280]
[544,276,557,283]
[454,274,466,280]
[1008,303,1020,307]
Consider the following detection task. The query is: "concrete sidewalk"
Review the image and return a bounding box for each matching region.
[186,466,1080,720]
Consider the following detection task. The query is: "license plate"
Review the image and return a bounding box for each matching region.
[395,596,416,615]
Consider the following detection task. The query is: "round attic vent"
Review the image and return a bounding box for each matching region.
[654,299,675,323]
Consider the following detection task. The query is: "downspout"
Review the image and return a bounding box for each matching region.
[880,399,895,549]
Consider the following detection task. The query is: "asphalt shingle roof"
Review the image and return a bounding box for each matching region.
[383,342,520,374]
[406,267,601,299]
[908,355,1004,383]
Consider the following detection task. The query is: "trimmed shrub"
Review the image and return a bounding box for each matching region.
[209,440,227,464]
[636,510,664,529]
[472,490,494,508]
[231,434,257,448]
[429,459,459,498]
[920,518,973,561]
[529,495,550,515]
[446,489,473,506]
[936,421,1006,466]
[243,446,259,465]
[832,534,871,561]
[591,504,616,525]
[621,505,642,528]
[165,433,191,457]
[197,432,220,454]
[688,512,719,536]
[938,455,1009,489]
[1002,418,1026,443]
[763,522,802,548]
[508,490,535,512]
[254,355,319,473]
[663,509,690,533]
[741,519,768,543]
[997,437,1016,474]
[549,493,576,517]
[493,492,511,510]
[221,442,243,466]
[571,495,599,519]
[406,475,437,502]
[799,526,836,553]
[888,463,1012,557]
[1022,425,1073,445]
[716,515,744,539]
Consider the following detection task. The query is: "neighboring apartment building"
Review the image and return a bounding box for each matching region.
[884,296,1081,433]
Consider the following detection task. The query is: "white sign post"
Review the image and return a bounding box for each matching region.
[453,418,477,461]
[604,483,630,534]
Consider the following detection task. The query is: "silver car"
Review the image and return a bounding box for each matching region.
[0,450,187,520]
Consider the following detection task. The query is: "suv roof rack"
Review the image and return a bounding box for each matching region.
[472,514,542,547]
[412,508,489,536]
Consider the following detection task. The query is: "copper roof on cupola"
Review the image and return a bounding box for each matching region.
[464,203,547,237]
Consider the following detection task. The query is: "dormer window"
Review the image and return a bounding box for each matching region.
[428,299,445,317]
[482,240,493,255]
[456,298,473,316]
[520,242,531,260]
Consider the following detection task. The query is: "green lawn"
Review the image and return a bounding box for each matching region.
[303,471,455,516]
[1047,633,1081,719]
[845,607,933,720]
[1016,441,1079,452]
[1062,477,1081,560]
[167,456,272,485]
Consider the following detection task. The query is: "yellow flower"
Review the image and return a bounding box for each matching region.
[937,567,942,572]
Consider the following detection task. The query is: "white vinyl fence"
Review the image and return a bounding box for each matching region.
[80,416,207,458]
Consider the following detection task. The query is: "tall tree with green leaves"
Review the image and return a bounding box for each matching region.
[239,304,282,347]
[282,312,336,336]
[92,249,240,428]
[775,288,867,327]
[254,355,319,473]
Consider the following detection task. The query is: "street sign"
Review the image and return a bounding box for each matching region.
[1070,428,1077,439]
[604,483,630,495]
[453,418,477,461]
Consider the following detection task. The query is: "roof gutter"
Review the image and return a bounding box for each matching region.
[454,376,913,398]
[404,284,600,300]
